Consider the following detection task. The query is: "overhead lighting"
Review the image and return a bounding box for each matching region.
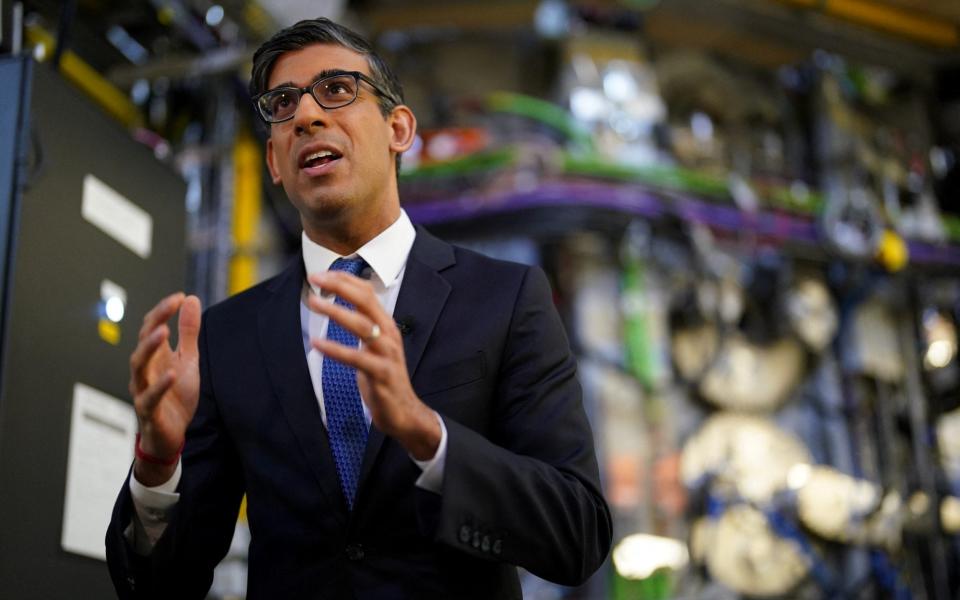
[205,5,225,28]
[923,309,957,370]
[106,25,148,65]
[602,65,638,103]
[570,87,608,123]
[926,340,955,369]
[690,111,714,142]
[130,79,150,105]
[941,496,960,533]
[534,0,569,39]
[787,463,812,490]
[612,534,688,580]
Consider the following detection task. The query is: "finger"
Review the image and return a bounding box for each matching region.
[135,369,175,419]
[308,272,398,344]
[130,325,170,393]
[309,272,390,328]
[308,295,394,348]
[139,292,185,341]
[177,295,202,362]
[312,338,391,381]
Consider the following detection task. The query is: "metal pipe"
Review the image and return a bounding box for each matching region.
[51,0,77,68]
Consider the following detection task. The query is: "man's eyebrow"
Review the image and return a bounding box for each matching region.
[268,69,354,91]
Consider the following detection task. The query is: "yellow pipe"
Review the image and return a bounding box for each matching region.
[25,24,144,128]
[777,0,958,47]
[829,0,958,46]
[228,128,262,296]
[229,129,262,522]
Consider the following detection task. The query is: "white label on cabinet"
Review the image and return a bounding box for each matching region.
[81,174,153,259]
[61,383,137,561]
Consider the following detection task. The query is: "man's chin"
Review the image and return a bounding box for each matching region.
[293,193,355,222]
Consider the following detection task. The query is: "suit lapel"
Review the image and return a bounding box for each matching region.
[258,258,347,516]
[393,227,455,381]
[357,227,455,491]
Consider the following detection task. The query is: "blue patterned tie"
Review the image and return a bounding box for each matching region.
[321,257,369,510]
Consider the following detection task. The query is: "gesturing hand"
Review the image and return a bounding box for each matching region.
[129,292,202,485]
[307,271,441,460]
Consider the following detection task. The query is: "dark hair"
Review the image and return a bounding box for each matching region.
[250,18,406,171]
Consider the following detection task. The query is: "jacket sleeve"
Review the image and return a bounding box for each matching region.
[429,265,612,585]
[105,319,245,599]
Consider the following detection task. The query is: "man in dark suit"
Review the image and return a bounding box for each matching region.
[106,17,611,599]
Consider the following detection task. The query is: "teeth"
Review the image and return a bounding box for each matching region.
[305,150,334,162]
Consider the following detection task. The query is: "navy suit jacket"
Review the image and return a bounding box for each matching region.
[106,227,611,599]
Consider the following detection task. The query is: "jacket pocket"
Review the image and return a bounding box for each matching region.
[417,351,486,397]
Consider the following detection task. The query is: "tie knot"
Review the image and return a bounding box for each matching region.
[330,257,366,277]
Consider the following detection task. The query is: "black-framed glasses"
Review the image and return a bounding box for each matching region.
[253,71,398,124]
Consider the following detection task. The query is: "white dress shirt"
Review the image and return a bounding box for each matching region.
[127,210,447,553]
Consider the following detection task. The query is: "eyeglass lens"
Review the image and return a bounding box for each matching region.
[260,74,360,122]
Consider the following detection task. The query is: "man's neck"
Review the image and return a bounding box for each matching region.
[303,205,402,255]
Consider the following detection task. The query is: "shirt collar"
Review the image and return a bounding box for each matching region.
[301,209,416,295]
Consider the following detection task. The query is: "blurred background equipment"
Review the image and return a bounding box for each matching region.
[0,53,185,598]
[2,0,960,598]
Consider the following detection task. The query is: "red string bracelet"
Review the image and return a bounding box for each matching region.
[135,433,184,466]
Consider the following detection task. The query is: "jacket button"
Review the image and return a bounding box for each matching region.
[126,576,136,590]
[492,539,502,555]
[459,525,471,543]
[345,543,365,561]
[481,535,491,553]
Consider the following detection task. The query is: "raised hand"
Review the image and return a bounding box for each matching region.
[307,271,441,460]
[129,292,202,485]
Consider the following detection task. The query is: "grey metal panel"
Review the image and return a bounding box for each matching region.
[0,59,186,597]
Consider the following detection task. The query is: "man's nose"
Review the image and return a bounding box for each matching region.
[293,91,329,134]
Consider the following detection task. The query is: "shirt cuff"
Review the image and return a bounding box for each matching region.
[412,413,446,494]
[126,460,182,554]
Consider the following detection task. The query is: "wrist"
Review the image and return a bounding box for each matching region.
[402,408,442,461]
[136,432,183,466]
[133,433,183,487]
[133,459,178,488]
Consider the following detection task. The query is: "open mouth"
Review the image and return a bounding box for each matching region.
[301,149,343,172]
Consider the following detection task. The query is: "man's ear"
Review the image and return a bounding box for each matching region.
[265,137,282,185]
[387,105,417,155]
